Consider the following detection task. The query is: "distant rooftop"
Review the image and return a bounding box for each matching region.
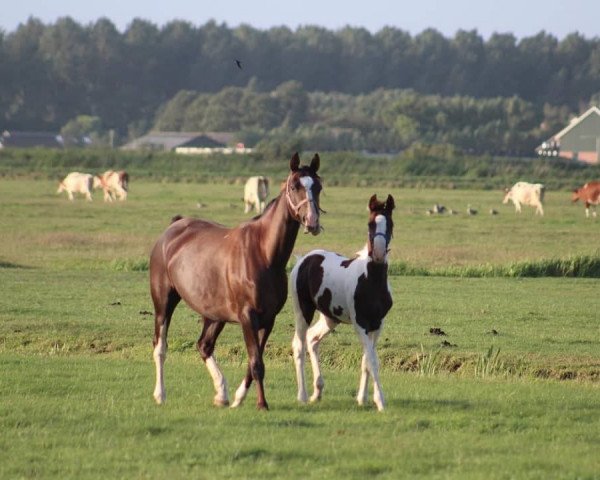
[121,131,235,151]
[1,130,64,148]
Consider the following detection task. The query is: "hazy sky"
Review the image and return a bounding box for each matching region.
[2,0,599,39]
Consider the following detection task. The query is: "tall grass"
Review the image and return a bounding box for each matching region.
[113,254,600,278]
[388,253,600,278]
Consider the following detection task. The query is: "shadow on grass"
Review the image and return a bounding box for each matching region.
[0,260,34,269]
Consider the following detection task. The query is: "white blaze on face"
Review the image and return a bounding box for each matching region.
[299,176,318,229]
[372,214,388,262]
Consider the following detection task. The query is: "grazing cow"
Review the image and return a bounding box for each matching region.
[244,176,269,213]
[94,170,129,202]
[291,194,395,411]
[572,181,600,217]
[57,172,94,201]
[503,182,545,216]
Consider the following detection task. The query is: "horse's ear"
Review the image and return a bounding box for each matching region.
[310,153,320,173]
[385,194,395,211]
[290,152,300,172]
[368,194,378,211]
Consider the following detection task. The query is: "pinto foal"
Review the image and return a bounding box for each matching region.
[150,153,322,410]
[291,194,395,411]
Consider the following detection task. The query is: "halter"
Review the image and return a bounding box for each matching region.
[285,175,320,228]
[370,230,391,247]
[368,218,392,259]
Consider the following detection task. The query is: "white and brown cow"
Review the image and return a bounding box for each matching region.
[503,181,545,216]
[57,172,94,201]
[243,176,269,213]
[572,181,600,217]
[94,170,129,202]
[291,194,395,411]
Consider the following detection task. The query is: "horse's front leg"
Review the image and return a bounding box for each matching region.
[232,313,273,410]
[306,314,335,403]
[357,352,370,407]
[354,324,385,411]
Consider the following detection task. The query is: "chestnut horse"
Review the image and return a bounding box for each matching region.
[150,153,322,410]
[290,194,394,411]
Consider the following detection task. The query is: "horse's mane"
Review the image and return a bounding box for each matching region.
[249,195,279,221]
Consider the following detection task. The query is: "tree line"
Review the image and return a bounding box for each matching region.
[1,17,599,153]
[155,82,573,155]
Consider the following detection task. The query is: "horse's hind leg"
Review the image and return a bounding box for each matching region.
[197,318,228,407]
[151,288,180,404]
[292,298,314,403]
[306,314,336,403]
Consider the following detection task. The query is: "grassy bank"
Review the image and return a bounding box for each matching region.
[1,147,599,189]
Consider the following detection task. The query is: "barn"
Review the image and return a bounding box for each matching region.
[121,131,251,154]
[537,106,600,164]
[0,130,64,149]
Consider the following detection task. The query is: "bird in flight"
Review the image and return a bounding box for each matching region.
[235,59,242,69]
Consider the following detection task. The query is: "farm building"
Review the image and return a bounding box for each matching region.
[0,130,64,149]
[536,106,600,164]
[121,131,251,154]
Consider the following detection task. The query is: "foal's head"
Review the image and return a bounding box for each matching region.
[367,194,395,263]
[285,152,323,235]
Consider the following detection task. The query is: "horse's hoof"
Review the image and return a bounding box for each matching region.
[153,393,166,405]
[257,402,269,411]
[213,397,229,407]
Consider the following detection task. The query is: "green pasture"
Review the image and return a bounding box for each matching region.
[1,178,599,479]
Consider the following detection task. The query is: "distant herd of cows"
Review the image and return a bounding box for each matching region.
[56,170,600,218]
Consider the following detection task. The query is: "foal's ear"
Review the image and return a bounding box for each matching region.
[310,153,320,173]
[385,194,395,211]
[368,194,379,211]
[290,152,300,172]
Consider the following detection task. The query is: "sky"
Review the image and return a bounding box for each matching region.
[1,0,599,40]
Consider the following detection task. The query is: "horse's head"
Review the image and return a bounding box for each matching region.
[367,194,395,263]
[571,188,581,203]
[286,152,323,235]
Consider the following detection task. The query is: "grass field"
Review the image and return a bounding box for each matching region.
[1,178,599,479]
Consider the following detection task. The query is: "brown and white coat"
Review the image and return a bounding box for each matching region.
[290,194,395,411]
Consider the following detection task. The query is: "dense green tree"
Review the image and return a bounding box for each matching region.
[2,18,600,145]
[60,115,105,146]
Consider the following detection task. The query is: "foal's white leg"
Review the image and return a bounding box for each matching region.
[357,352,370,407]
[354,325,385,411]
[291,272,309,403]
[306,314,335,403]
[153,324,167,404]
[292,320,309,403]
[205,356,229,406]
